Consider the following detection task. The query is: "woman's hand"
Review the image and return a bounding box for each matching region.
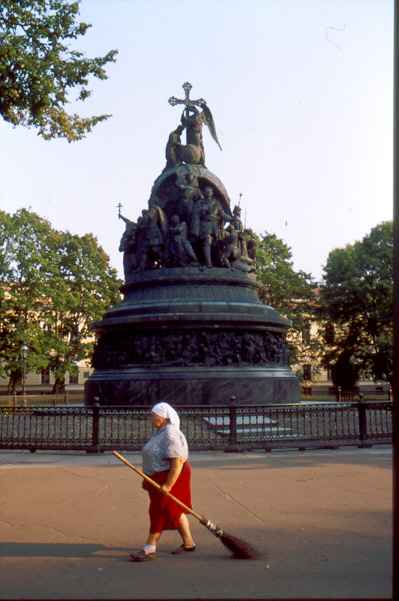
[160,483,172,494]
[161,457,184,493]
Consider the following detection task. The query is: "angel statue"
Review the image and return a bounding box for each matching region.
[166,82,222,168]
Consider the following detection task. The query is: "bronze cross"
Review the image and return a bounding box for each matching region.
[168,82,205,110]
[117,202,123,218]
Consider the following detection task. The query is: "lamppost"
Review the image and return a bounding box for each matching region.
[21,344,28,406]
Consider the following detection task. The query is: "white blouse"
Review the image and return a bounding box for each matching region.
[142,424,188,475]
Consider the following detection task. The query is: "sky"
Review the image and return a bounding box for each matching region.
[0,0,394,283]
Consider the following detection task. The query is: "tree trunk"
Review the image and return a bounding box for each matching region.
[7,370,21,394]
[52,376,65,394]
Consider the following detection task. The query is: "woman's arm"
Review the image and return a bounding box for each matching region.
[161,457,184,493]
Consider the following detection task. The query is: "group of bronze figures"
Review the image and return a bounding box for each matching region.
[119,176,256,278]
[93,330,287,370]
[118,84,257,279]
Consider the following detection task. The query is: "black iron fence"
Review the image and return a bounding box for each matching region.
[0,401,392,453]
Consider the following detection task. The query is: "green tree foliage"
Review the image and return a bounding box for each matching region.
[0,208,58,390]
[319,221,393,385]
[0,209,122,392]
[0,0,117,141]
[252,231,319,372]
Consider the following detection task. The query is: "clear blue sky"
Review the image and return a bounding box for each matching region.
[0,0,393,282]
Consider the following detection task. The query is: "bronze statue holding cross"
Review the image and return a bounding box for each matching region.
[165,82,222,169]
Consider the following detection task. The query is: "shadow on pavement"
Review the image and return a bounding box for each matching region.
[0,542,130,558]
[0,542,263,563]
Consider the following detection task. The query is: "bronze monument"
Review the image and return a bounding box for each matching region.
[85,83,299,405]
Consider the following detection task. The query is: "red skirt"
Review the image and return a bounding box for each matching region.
[143,461,192,533]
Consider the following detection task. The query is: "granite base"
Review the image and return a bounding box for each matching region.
[85,366,300,406]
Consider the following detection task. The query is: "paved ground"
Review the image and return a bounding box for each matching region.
[0,446,392,599]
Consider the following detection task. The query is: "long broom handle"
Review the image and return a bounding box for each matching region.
[112,450,205,523]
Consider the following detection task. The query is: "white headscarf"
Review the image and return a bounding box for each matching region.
[151,402,180,429]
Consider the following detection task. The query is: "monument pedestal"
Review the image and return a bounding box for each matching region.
[85,267,299,405]
[85,366,298,406]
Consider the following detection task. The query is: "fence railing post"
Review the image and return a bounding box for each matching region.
[225,398,238,452]
[87,402,100,453]
[357,400,371,448]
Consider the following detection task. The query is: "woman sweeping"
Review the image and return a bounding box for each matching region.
[129,402,196,562]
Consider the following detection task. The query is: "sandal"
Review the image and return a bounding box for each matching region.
[171,544,197,555]
[129,550,156,562]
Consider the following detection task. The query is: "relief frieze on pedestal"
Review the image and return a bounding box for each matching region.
[92,330,287,369]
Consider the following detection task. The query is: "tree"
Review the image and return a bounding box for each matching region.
[319,222,393,385]
[0,209,122,392]
[253,230,320,375]
[43,230,122,391]
[0,208,59,390]
[0,0,117,141]
[330,351,359,390]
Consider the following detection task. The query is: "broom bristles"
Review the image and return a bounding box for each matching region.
[217,531,261,560]
[200,517,260,559]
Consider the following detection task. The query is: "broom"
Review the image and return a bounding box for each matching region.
[112,450,260,559]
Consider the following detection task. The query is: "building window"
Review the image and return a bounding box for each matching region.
[303,364,312,381]
[302,322,311,345]
[83,371,90,380]
[69,371,79,385]
[41,368,50,385]
[325,323,335,344]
